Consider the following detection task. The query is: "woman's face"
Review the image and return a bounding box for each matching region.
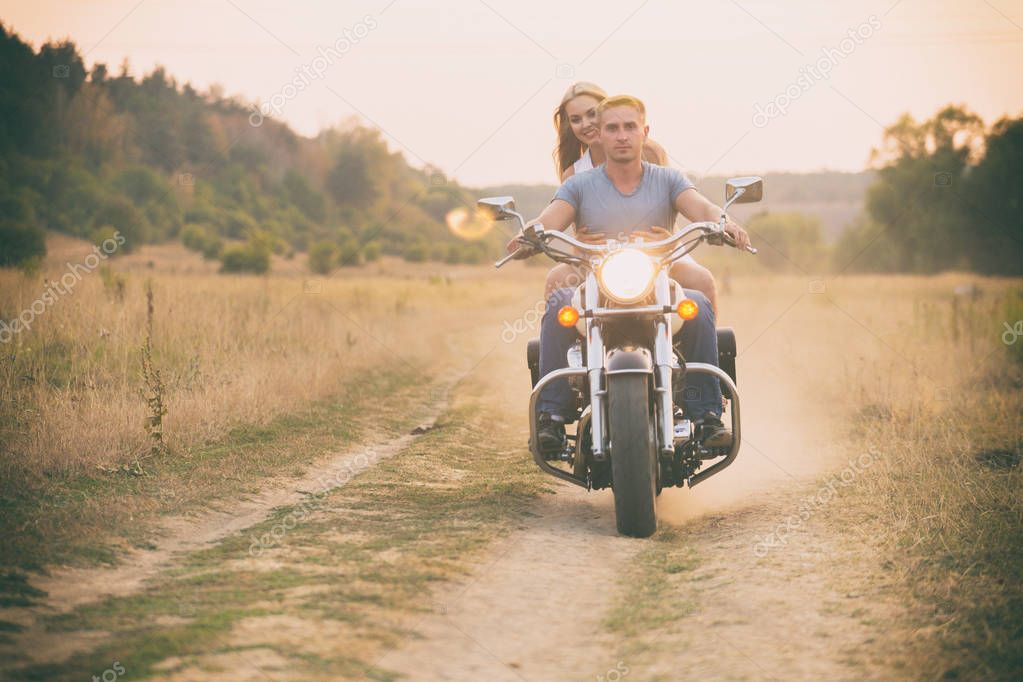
[565,94,601,147]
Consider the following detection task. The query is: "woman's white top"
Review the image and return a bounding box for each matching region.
[572,148,594,174]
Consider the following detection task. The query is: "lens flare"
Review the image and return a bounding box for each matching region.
[445,206,494,241]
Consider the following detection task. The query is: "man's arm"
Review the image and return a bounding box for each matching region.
[505,198,576,257]
[675,188,751,250]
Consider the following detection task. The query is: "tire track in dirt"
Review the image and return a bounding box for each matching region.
[0,397,447,670]
[378,486,635,681]
[635,498,900,681]
[372,334,645,681]
[50,429,442,612]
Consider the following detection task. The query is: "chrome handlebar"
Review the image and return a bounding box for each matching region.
[495,219,755,268]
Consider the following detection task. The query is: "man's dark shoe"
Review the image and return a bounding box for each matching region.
[697,415,732,449]
[537,412,567,460]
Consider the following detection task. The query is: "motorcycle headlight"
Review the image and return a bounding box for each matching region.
[597,248,657,304]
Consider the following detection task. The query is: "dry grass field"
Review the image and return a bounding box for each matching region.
[0,234,1020,680]
[0,236,500,476]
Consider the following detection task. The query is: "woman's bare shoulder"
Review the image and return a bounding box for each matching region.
[560,165,576,182]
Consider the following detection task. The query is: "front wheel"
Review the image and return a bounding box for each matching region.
[608,373,657,537]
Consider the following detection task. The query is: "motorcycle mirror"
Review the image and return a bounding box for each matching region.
[477,196,517,220]
[724,176,763,209]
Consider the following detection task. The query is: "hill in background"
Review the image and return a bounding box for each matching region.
[482,170,873,245]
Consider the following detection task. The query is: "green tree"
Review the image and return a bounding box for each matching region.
[0,166,46,267]
[113,165,181,239]
[282,170,326,222]
[840,105,989,273]
[0,25,475,268]
[219,209,258,240]
[92,196,149,251]
[963,117,1023,275]
[0,221,46,267]
[326,128,391,210]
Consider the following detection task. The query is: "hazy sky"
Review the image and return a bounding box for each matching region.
[3,0,1022,186]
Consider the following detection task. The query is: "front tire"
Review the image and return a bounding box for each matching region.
[608,373,658,537]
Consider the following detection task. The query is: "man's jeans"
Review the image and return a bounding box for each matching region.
[537,287,722,421]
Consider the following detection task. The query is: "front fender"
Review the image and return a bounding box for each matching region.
[605,347,653,375]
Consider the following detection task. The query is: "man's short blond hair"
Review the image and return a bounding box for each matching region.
[597,94,646,122]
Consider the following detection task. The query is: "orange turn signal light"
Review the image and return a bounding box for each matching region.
[677,298,699,320]
[557,306,580,327]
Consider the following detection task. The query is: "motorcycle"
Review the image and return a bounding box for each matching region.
[480,176,762,537]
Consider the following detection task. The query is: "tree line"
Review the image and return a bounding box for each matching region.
[1,21,1019,276]
[834,105,1022,275]
[715,106,1022,277]
[0,24,499,272]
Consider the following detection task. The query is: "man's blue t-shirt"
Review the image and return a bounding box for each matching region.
[553,161,695,238]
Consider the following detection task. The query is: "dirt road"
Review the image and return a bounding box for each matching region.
[379,293,902,681]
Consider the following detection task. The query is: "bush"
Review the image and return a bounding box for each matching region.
[404,242,426,263]
[745,211,826,272]
[200,238,223,260]
[362,240,381,262]
[307,240,337,274]
[337,238,363,267]
[0,220,46,267]
[832,214,900,273]
[180,223,222,259]
[42,162,107,238]
[90,224,125,254]
[428,242,449,263]
[444,243,464,264]
[440,241,488,265]
[219,242,270,274]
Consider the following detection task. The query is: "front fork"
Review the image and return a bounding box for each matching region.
[584,270,673,459]
[652,271,676,458]
[584,271,607,459]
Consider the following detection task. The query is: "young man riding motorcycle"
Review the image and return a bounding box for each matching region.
[505,94,752,457]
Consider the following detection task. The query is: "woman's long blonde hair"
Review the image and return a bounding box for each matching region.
[553,82,669,179]
[553,81,606,178]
